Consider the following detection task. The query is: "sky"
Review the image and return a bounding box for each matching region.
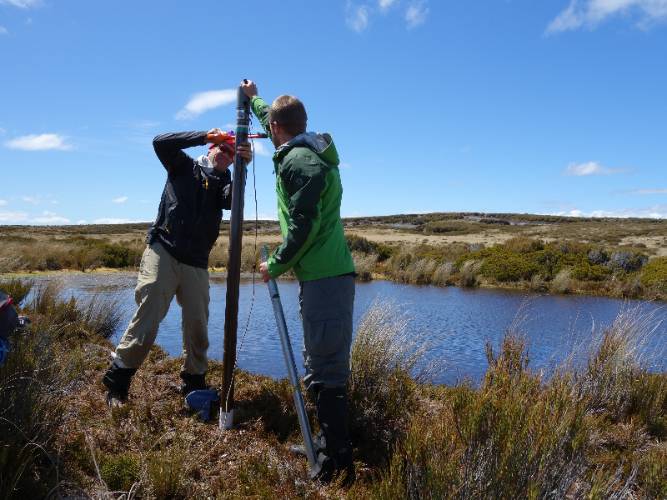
[1,0,666,225]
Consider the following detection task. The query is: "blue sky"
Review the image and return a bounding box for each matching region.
[1,0,666,225]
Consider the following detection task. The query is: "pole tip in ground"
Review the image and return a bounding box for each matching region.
[219,409,234,431]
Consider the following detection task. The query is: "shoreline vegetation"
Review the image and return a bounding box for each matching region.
[1,279,665,497]
[1,212,666,301]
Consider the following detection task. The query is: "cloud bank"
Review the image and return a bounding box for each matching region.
[547,0,667,33]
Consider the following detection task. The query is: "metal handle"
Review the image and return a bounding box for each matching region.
[261,246,318,471]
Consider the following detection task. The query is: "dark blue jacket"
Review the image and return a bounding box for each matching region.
[147,131,232,269]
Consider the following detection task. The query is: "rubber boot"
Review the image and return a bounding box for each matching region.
[313,386,354,484]
[180,371,208,395]
[102,363,136,407]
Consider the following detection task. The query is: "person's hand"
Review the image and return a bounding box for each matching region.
[241,80,258,99]
[207,128,229,145]
[237,142,252,163]
[259,261,270,282]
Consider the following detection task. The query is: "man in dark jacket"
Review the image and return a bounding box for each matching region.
[102,129,252,406]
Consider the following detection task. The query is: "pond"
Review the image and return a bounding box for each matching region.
[31,273,667,385]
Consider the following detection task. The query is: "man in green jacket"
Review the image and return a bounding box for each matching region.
[242,80,355,483]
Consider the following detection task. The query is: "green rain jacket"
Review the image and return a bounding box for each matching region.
[250,96,355,281]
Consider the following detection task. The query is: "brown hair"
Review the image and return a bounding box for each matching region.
[269,95,307,137]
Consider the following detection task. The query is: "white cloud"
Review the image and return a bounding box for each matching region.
[346,3,370,32]
[406,1,429,28]
[340,162,352,169]
[32,210,70,225]
[250,140,271,157]
[112,196,128,204]
[256,212,278,221]
[346,0,428,31]
[0,210,71,225]
[0,0,41,8]
[176,89,236,120]
[564,161,623,176]
[551,205,667,218]
[0,199,6,206]
[630,188,667,195]
[5,133,73,151]
[21,195,40,204]
[76,220,87,225]
[0,26,8,35]
[547,0,667,34]
[93,217,146,224]
[0,211,28,223]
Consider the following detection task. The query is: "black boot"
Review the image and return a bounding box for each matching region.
[313,386,354,484]
[180,371,208,395]
[102,363,136,407]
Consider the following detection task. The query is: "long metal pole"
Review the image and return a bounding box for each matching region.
[261,246,318,472]
[220,83,250,430]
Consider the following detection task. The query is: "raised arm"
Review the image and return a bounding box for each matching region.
[241,80,272,138]
[152,131,208,174]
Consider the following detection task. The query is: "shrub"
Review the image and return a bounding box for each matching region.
[349,302,425,465]
[479,251,540,282]
[458,260,480,287]
[100,453,140,491]
[503,237,544,253]
[571,261,611,281]
[551,269,573,294]
[431,262,454,286]
[347,234,392,261]
[640,257,667,293]
[146,445,187,498]
[404,258,437,285]
[363,329,591,499]
[608,251,648,272]
[99,243,142,268]
[352,251,377,282]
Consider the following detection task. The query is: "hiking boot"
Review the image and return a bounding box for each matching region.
[180,371,208,395]
[102,363,136,407]
[312,386,355,485]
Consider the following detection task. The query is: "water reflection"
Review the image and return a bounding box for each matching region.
[30,273,666,385]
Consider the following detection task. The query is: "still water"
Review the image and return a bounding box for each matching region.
[37,273,666,385]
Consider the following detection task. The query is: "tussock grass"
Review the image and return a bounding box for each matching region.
[349,302,428,465]
[0,278,33,305]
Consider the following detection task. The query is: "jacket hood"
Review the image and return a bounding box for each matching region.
[274,132,339,167]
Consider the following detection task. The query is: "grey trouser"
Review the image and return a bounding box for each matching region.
[299,274,355,392]
[115,242,210,375]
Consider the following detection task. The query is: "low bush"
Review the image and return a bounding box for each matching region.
[641,256,667,293]
[347,234,392,261]
[349,302,424,465]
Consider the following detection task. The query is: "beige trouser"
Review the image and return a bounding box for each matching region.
[115,242,210,375]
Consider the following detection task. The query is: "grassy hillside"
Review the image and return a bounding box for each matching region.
[1,213,666,300]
